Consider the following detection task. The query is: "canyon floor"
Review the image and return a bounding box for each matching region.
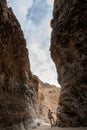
[32,125,87,130]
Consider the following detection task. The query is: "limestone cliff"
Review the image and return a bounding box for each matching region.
[51,0,87,127]
[0,0,38,130]
[38,80,60,123]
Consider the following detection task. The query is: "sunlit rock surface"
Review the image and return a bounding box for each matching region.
[38,80,60,123]
[50,0,87,127]
[0,0,38,130]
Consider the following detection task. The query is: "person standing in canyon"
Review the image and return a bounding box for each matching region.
[48,109,54,126]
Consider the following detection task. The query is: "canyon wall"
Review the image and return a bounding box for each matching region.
[38,80,60,123]
[0,0,38,130]
[51,0,87,127]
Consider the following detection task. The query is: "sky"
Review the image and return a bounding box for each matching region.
[7,0,60,87]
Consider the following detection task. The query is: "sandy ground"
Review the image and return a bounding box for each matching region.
[33,125,87,130]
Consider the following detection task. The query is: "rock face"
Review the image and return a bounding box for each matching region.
[0,0,38,130]
[50,0,87,127]
[38,80,60,123]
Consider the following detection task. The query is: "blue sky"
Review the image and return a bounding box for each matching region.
[8,0,60,87]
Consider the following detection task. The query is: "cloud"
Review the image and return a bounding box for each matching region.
[8,0,60,87]
[27,0,51,25]
[47,0,54,6]
[7,0,33,29]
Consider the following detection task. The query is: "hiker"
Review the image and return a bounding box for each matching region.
[48,109,54,125]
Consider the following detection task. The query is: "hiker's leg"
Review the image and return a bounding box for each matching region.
[52,117,54,122]
[49,118,52,125]
[50,118,52,125]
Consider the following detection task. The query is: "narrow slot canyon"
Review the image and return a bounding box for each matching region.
[0,0,87,130]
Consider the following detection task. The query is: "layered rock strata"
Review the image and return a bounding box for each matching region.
[51,0,87,127]
[0,0,38,130]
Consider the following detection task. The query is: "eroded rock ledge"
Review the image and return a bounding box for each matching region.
[0,0,38,130]
[51,0,87,127]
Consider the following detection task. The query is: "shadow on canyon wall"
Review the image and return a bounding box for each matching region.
[0,0,87,130]
[50,0,87,127]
